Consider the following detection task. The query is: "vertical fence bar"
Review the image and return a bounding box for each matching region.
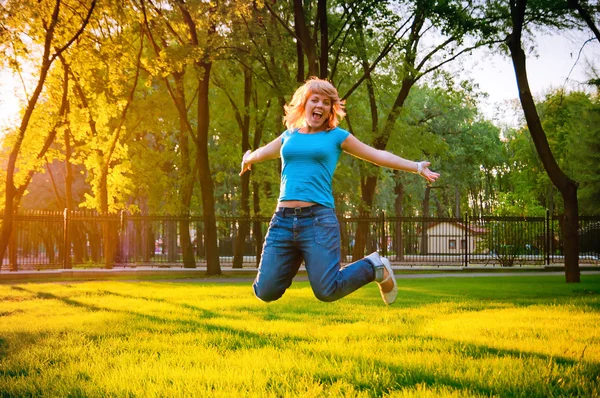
[551,214,555,264]
[8,219,17,272]
[119,210,126,267]
[380,212,386,257]
[464,212,469,267]
[63,209,71,269]
[254,218,261,268]
[545,209,550,266]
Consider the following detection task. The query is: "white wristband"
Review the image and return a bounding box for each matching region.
[416,161,423,174]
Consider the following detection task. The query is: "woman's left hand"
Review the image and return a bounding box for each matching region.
[239,150,252,176]
[417,161,440,183]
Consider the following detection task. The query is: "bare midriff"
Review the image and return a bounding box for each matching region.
[277,200,317,208]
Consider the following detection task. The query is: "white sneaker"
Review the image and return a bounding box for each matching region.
[378,257,398,305]
[366,252,398,305]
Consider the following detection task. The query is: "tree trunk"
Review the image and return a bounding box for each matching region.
[547,184,554,217]
[100,177,114,269]
[197,62,221,276]
[568,0,600,43]
[352,79,415,261]
[62,62,74,269]
[296,39,305,82]
[394,176,404,261]
[233,70,253,269]
[507,0,579,282]
[352,174,377,260]
[174,74,196,269]
[421,186,431,255]
[178,2,221,276]
[293,0,319,77]
[318,0,328,78]
[0,16,55,267]
[0,0,95,267]
[455,186,461,217]
[142,1,197,268]
[252,182,263,268]
[64,127,76,267]
[98,31,143,269]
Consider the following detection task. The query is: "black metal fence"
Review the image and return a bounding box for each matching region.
[1,210,599,271]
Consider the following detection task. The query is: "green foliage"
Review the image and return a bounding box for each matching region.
[1,0,598,221]
[494,191,547,217]
[506,90,600,215]
[539,91,600,214]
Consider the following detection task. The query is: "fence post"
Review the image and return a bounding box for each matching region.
[380,212,386,257]
[63,209,71,269]
[254,218,261,268]
[119,210,126,266]
[8,219,17,272]
[545,209,550,266]
[464,212,469,268]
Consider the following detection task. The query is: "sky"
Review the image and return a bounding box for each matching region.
[463,29,600,126]
[0,29,599,134]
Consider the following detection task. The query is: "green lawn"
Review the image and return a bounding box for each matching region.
[0,275,598,397]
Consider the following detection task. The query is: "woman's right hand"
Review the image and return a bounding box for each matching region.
[239,150,253,176]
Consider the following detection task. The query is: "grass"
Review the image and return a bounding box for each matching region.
[0,275,598,397]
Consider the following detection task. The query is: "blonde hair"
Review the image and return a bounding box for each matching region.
[283,77,346,131]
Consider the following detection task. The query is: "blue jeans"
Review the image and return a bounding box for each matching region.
[253,204,376,302]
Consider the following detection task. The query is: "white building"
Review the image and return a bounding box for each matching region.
[422,222,487,254]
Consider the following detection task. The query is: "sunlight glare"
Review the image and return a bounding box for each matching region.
[0,68,24,137]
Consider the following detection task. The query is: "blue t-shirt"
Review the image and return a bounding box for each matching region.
[278,127,350,208]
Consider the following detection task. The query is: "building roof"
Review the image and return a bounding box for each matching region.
[424,221,487,234]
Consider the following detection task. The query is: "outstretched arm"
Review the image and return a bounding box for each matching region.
[239,135,283,176]
[341,134,440,183]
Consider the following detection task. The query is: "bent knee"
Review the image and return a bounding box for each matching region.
[313,288,339,303]
[253,282,285,303]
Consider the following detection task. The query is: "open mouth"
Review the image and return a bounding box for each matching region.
[312,111,323,120]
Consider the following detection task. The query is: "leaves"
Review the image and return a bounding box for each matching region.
[0,0,597,222]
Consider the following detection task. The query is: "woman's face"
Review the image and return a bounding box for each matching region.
[304,92,332,131]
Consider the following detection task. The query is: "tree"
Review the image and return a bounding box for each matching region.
[54,1,147,268]
[342,1,501,260]
[540,91,600,216]
[139,0,199,268]
[214,65,274,268]
[504,0,582,282]
[176,0,222,275]
[568,0,600,43]
[506,90,600,216]
[0,0,96,268]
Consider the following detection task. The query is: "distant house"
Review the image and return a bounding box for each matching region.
[421,222,487,254]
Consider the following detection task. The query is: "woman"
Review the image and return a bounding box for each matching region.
[240,77,439,305]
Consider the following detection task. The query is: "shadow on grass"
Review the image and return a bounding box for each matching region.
[303,335,599,397]
[10,277,599,332]
[3,280,599,397]
[8,286,309,354]
[222,276,600,333]
[404,335,584,367]
[96,289,232,320]
[11,286,105,312]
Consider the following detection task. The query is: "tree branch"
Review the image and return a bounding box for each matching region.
[264,2,299,43]
[104,24,144,167]
[418,39,505,81]
[568,0,600,43]
[50,0,97,63]
[341,21,408,100]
